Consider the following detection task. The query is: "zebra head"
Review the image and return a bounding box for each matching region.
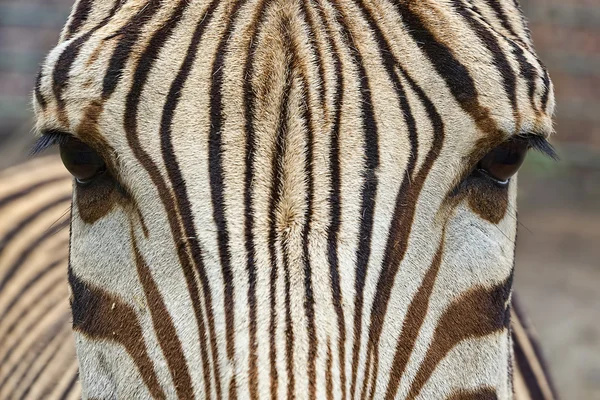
[33,0,555,398]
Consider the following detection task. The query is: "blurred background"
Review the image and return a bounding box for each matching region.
[0,0,598,398]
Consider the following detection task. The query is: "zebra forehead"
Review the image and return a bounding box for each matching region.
[33,0,554,145]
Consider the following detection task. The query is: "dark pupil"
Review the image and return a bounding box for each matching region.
[479,140,528,182]
[59,139,105,182]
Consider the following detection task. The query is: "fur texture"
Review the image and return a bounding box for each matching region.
[30,0,556,398]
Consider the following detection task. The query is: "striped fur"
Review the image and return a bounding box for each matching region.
[0,157,557,398]
[26,0,558,398]
[0,157,81,399]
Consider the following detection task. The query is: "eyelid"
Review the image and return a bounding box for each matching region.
[517,133,559,161]
[30,130,72,155]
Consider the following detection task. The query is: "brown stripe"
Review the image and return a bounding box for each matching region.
[446,386,498,400]
[271,33,296,399]
[51,1,124,118]
[394,1,499,136]
[208,3,254,397]
[240,1,271,399]
[0,256,66,325]
[315,3,348,398]
[123,1,222,396]
[298,1,327,112]
[132,230,194,399]
[0,195,70,258]
[0,270,65,362]
[511,302,557,400]
[69,271,166,399]
[322,3,380,398]
[326,340,334,400]
[0,219,69,293]
[339,3,445,397]
[451,0,520,128]
[58,368,80,400]
[283,20,319,400]
[406,277,512,400]
[511,297,556,395]
[384,235,445,399]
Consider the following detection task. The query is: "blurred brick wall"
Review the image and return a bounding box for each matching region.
[0,0,72,138]
[521,0,600,149]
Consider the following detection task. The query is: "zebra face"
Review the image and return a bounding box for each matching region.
[33,1,555,398]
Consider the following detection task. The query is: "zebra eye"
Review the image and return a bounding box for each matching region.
[59,138,106,185]
[476,139,528,185]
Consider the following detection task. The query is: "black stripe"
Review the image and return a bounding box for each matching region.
[0,219,69,292]
[344,1,420,393]
[343,4,445,398]
[121,0,222,396]
[277,13,320,398]
[0,175,68,210]
[316,3,348,398]
[240,1,271,399]
[508,40,539,113]
[208,3,250,384]
[483,0,520,40]
[267,48,294,400]
[0,195,70,254]
[295,73,319,400]
[0,254,66,324]
[393,2,496,134]
[53,31,94,110]
[0,284,69,389]
[157,2,219,394]
[53,1,123,109]
[281,237,297,400]
[509,0,533,44]
[35,70,47,110]
[65,0,94,40]
[102,1,162,99]
[0,270,65,349]
[298,1,326,110]
[323,3,379,398]
[513,329,547,400]
[58,371,80,400]
[453,0,519,118]
[16,324,72,400]
[540,68,551,112]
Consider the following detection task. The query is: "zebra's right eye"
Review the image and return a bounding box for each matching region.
[59,138,106,186]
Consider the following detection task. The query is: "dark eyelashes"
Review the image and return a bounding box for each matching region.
[30,130,71,155]
[518,133,559,161]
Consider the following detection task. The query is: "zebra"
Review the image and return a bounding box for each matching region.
[0,156,81,399]
[7,0,562,398]
[0,164,556,400]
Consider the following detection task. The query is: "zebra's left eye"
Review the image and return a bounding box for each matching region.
[476,139,528,185]
[59,138,106,186]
